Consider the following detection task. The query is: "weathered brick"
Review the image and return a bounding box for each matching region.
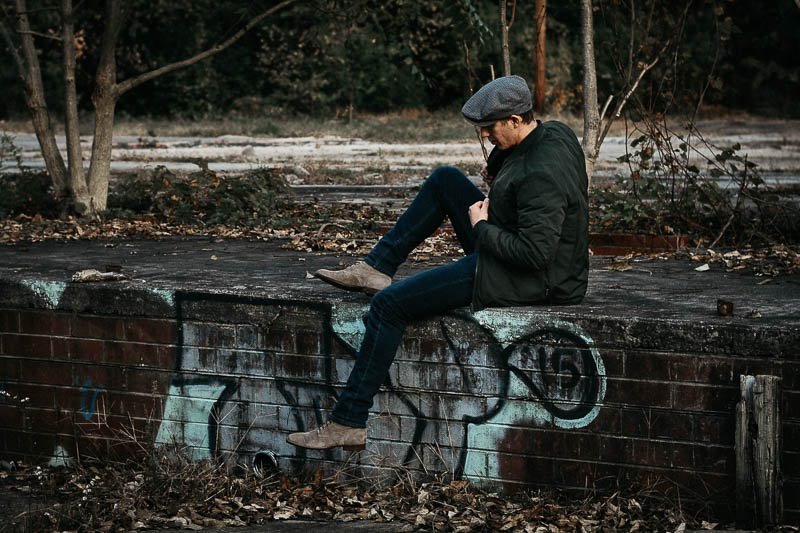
[2,333,51,358]
[673,383,737,413]
[21,360,72,386]
[421,392,485,423]
[235,350,273,377]
[236,324,263,350]
[598,349,624,378]
[334,356,355,385]
[274,353,326,380]
[0,310,18,334]
[0,404,23,429]
[123,368,171,395]
[415,416,466,449]
[620,407,694,441]
[557,459,624,490]
[589,405,621,435]
[13,383,55,409]
[783,480,800,508]
[20,311,70,336]
[695,414,734,445]
[0,356,20,380]
[495,452,556,484]
[418,338,450,362]
[21,406,61,431]
[72,316,125,340]
[623,438,695,469]
[72,363,125,391]
[369,413,402,441]
[109,391,165,419]
[625,351,697,382]
[785,423,800,453]
[106,341,163,367]
[262,327,295,352]
[372,389,420,417]
[51,337,70,360]
[125,319,177,344]
[295,330,321,355]
[605,378,671,408]
[693,443,733,472]
[784,391,800,422]
[68,338,104,362]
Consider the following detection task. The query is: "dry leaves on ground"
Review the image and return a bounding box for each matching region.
[0,458,746,533]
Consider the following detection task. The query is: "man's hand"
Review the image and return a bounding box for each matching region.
[468,199,490,227]
[480,164,494,187]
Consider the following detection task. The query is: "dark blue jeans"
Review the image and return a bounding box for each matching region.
[330,166,485,428]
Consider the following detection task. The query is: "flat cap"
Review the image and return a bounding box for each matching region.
[461,75,533,127]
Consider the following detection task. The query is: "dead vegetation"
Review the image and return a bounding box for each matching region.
[0,452,745,533]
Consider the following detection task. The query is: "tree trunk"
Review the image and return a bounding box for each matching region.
[499,0,511,76]
[83,0,124,215]
[534,0,546,113]
[580,0,600,187]
[12,0,68,197]
[61,0,88,209]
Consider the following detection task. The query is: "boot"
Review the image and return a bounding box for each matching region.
[287,421,367,451]
[313,261,391,295]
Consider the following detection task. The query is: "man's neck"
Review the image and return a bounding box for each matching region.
[513,120,538,146]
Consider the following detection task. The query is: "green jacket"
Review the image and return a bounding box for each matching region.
[472,120,589,311]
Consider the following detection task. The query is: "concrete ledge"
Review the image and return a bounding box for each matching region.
[0,238,798,521]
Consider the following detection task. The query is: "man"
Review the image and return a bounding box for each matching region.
[287,75,589,451]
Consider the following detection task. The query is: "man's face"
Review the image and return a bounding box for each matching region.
[480,118,517,150]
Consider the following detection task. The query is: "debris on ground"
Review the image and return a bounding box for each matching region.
[0,458,769,532]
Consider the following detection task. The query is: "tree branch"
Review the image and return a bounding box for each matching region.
[15,29,61,41]
[595,44,666,152]
[116,0,297,96]
[0,17,26,77]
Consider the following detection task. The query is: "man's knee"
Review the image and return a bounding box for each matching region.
[426,166,467,191]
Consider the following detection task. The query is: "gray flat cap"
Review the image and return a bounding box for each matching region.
[461,75,533,127]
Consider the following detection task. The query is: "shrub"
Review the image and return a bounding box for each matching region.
[0,133,59,218]
[107,166,289,226]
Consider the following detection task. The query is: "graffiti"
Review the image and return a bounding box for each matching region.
[21,279,67,309]
[155,295,605,486]
[77,378,106,421]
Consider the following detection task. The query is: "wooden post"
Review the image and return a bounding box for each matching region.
[736,374,782,528]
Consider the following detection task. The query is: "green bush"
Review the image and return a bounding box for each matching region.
[107,166,289,226]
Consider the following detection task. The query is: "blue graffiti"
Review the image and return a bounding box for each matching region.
[78,379,105,421]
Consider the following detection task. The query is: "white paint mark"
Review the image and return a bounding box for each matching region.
[48,444,75,468]
[330,303,369,352]
[149,287,175,307]
[155,382,227,460]
[22,279,67,309]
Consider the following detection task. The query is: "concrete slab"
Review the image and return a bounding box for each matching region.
[0,237,797,329]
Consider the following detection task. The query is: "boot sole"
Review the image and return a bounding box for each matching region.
[314,272,385,296]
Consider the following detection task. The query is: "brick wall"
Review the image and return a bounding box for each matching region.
[0,285,797,522]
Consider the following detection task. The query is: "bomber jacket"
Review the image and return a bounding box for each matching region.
[471,120,589,311]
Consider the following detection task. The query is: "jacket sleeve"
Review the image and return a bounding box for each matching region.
[473,170,566,271]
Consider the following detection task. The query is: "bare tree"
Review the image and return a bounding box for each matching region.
[2,0,297,216]
[533,0,546,113]
[580,0,664,188]
[1,0,67,198]
[499,0,516,76]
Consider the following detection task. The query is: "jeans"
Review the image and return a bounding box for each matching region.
[330,166,485,428]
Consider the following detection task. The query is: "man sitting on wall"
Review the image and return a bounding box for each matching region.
[288,75,590,450]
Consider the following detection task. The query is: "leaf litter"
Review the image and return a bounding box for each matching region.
[1,205,797,277]
[5,455,789,532]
